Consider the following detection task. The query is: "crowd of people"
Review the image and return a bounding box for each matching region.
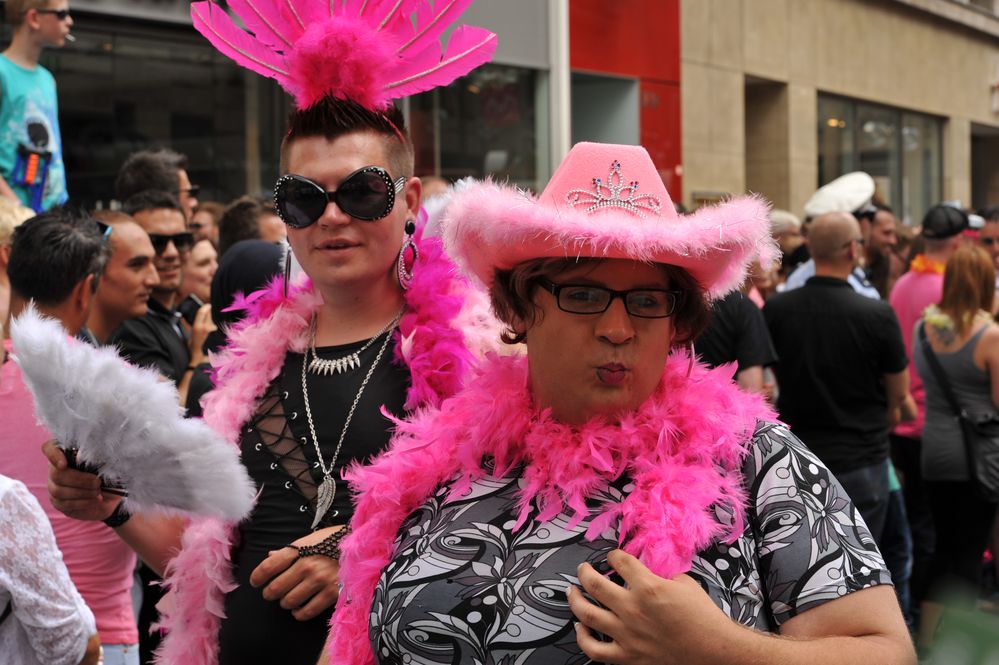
[697,174,999,647]
[1,1,997,665]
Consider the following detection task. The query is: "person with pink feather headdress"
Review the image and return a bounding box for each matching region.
[43,2,499,664]
[322,142,915,665]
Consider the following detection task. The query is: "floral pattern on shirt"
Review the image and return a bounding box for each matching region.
[369,422,891,664]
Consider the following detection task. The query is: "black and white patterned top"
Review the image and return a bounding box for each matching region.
[369,422,891,665]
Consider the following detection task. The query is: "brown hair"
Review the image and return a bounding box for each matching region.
[218,196,271,256]
[490,258,710,345]
[6,0,50,29]
[279,97,413,179]
[940,245,996,336]
[193,201,225,225]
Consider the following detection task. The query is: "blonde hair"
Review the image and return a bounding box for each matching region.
[0,198,35,246]
[5,0,53,28]
[940,245,996,336]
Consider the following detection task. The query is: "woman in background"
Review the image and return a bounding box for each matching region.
[914,245,999,633]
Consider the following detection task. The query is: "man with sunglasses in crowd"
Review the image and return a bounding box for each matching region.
[111,190,213,405]
[0,0,72,212]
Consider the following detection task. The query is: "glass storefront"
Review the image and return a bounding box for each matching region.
[39,15,288,208]
[818,94,942,225]
[409,64,548,192]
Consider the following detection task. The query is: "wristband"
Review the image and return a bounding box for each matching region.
[102,501,131,528]
[293,527,350,559]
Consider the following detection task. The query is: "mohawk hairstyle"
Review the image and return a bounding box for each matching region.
[280,96,413,180]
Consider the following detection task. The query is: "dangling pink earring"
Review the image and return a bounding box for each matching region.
[397,220,418,290]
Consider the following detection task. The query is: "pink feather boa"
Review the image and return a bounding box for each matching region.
[154,235,492,665]
[328,352,776,665]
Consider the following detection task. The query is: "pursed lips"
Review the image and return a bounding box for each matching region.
[595,362,630,386]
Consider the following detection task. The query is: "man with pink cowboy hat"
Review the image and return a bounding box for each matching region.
[325,143,914,665]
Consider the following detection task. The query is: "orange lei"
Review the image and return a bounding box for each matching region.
[909,254,945,275]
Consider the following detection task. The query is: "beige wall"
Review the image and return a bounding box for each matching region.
[681,0,999,215]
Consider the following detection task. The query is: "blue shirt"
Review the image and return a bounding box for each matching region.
[0,54,67,211]
[781,258,881,300]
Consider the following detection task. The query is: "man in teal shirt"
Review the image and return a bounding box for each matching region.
[0,0,71,212]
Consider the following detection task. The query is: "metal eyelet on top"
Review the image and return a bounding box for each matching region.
[285,480,293,490]
[299,505,307,512]
[254,442,263,451]
[270,462,278,470]
[282,391,289,400]
[290,412,298,420]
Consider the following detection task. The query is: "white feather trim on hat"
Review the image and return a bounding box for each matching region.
[10,304,255,521]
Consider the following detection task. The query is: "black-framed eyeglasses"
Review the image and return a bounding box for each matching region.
[537,279,682,319]
[34,8,71,20]
[148,232,195,255]
[274,166,406,228]
[178,184,201,198]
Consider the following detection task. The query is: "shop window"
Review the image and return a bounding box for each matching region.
[40,19,287,209]
[818,94,941,225]
[408,64,547,192]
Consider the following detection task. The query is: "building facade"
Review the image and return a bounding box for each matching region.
[683,0,999,223]
[11,0,999,221]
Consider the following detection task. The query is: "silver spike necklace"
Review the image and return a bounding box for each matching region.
[307,312,401,376]
[300,309,402,529]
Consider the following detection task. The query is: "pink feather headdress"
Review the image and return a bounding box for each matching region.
[191,0,498,111]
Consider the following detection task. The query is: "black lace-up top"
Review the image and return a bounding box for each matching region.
[218,337,410,665]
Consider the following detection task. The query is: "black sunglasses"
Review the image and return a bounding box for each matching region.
[537,279,682,319]
[35,8,71,20]
[148,232,195,255]
[274,166,405,228]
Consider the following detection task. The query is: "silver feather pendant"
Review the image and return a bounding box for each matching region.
[312,475,336,529]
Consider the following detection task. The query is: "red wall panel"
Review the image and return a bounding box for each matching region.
[569,0,680,83]
[570,0,683,196]
[641,81,683,198]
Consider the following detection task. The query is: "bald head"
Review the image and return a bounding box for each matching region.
[809,212,862,267]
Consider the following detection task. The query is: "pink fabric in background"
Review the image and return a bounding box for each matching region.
[889,271,944,439]
[0,339,138,645]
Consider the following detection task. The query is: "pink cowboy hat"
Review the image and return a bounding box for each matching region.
[442,142,776,299]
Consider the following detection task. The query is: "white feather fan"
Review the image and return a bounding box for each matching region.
[9,305,255,521]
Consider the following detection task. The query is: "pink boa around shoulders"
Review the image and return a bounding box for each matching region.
[154,235,497,665]
[328,351,776,665]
